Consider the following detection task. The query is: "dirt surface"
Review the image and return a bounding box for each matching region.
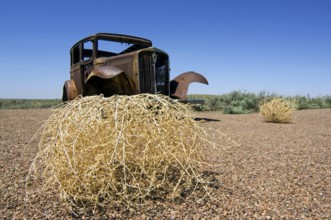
[1,109,330,219]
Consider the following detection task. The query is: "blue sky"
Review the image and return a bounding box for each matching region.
[0,0,330,98]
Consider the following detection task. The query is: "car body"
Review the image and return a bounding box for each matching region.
[62,33,208,101]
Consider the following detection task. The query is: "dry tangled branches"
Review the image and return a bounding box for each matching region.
[26,94,215,210]
[259,98,295,123]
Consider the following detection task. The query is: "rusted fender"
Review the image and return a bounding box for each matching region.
[83,66,137,97]
[170,71,208,100]
[62,80,78,101]
[85,65,123,82]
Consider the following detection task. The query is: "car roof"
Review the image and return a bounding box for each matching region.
[71,33,152,50]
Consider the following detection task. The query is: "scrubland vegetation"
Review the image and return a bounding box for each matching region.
[1,91,330,113]
[0,99,61,109]
[189,90,331,113]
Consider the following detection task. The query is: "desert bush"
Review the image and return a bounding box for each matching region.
[323,96,331,108]
[26,94,215,210]
[207,97,221,111]
[259,98,295,123]
[292,96,310,110]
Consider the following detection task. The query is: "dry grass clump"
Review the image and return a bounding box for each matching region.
[26,94,213,209]
[259,98,295,123]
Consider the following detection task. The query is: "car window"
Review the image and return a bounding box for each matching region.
[71,45,80,65]
[97,39,132,57]
[83,40,93,61]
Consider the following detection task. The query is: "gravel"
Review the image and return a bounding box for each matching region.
[1,109,330,219]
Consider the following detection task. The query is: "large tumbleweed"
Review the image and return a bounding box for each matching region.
[26,94,219,211]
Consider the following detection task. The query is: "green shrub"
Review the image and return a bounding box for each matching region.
[207,97,221,111]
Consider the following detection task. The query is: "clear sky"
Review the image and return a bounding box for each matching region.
[0,0,330,99]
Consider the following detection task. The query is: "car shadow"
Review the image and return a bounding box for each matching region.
[193,117,220,122]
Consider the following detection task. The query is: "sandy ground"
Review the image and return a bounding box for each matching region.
[0,109,330,219]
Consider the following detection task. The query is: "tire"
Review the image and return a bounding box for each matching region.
[62,80,78,102]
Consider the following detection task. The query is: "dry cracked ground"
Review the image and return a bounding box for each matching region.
[1,109,330,219]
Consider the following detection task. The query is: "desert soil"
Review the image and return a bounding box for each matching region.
[0,109,330,219]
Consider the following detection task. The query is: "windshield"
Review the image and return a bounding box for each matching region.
[96,39,150,58]
[97,40,132,55]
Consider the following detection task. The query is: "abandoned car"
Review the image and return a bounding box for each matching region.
[62,33,208,101]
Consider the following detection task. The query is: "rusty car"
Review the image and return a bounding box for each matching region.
[62,33,208,101]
